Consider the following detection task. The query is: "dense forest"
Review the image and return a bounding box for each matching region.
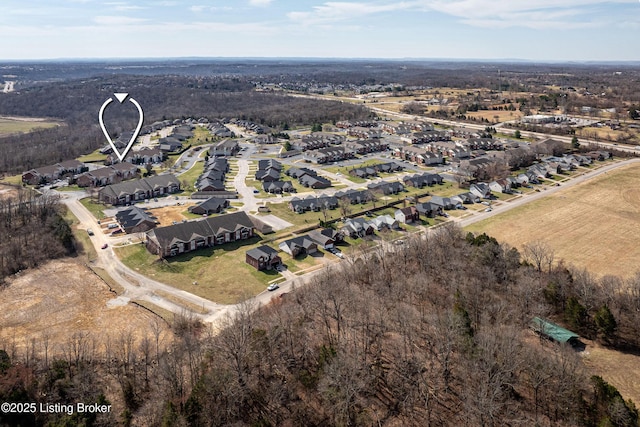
[0,75,371,174]
[1,226,639,426]
[0,191,75,282]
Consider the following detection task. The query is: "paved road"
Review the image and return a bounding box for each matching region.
[60,192,226,321]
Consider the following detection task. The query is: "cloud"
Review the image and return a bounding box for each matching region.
[249,0,273,6]
[288,2,416,26]
[93,15,148,25]
[288,0,634,29]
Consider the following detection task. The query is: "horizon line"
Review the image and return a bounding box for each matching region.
[1,56,640,65]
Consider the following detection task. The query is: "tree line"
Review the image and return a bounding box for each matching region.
[0,75,371,174]
[2,226,640,426]
[0,191,75,282]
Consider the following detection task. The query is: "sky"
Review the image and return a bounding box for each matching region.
[1,0,639,61]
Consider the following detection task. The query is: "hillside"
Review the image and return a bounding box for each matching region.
[1,226,639,426]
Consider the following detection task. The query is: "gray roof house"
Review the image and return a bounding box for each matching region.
[146,211,255,258]
[279,235,318,257]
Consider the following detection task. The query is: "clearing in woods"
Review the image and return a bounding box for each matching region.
[0,260,170,354]
[465,163,640,278]
[0,116,61,137]
[582,341,640,407]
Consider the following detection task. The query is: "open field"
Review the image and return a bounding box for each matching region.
[147,203,196,226]
[0,183,20,201]
[0,260,169,353]
[80,197,107,220]
[115,239,279,304]
[583,341,640,406]
[465,163,640,277]
[0,116,61,136]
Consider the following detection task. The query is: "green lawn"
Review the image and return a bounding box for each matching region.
[186,126,214,147]
[80,197,107,220]
[77,150,108,163]
[179,160,204,193]
[0,117,60,136]
[0,174,24,185]
[114,238,281,304]
[278,251,326,273]
[62,207,97,262]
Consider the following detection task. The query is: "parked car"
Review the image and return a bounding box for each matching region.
[267,284,279,292]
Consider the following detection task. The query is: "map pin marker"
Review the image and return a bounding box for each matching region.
[99,93,144,162]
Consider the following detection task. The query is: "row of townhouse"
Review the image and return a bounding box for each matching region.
[210,139,240,157]
[347,127,382,139]
[408,130,451,144]
[106,148,165,166]
[292,133,345,151]
[146,211,256,258]
[98,174,181,205]
[289,195,339,213]
[303,147,356,164]
[344,139,389,154]
[234,120,267,134]
[336,120,378,129]
[22,160,87,185]
[403,172,444,188]
[464,137,505,151]
[348,162,403,179]
[76,162,139,187]
[392,145,444,165]
[196,158,229,192]
[158,124,194,152]
[283,166,331,189]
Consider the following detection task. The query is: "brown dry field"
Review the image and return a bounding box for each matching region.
[0,183,20,201]
[0,259,169,355]
[466,163,640,278]
[147,203,196,226]
[466,109,523,122]
[582,340,640,405]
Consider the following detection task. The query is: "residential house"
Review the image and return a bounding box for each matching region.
[76,163,139,187]
[344,139,389,154]
[289,195,338,213]
[416,202,444,218]
[146,211,256,257]
[158,137,183,152]
[303,147,355,164]
[395,206,419,224]
[341,218,374,238]
[286,167,317,179]
[335,189,369,204]
[470,183,493,199]
[489,179,512,194]
[188,197,230,215]
[115,206,157,234]
[403,173,444,188]
[99,174,181,205]
[370,215,400,231]
[299,174,331,189]
[245,245,282,271]
[211,139,240,157]
[429,196,460,210]
[196,178,226,192]
[367,180,405,195]
[263,181,295,194]
[255,168,281,182]
[308,228,343,249]
[22,160,87,185]
[279,235,318,257]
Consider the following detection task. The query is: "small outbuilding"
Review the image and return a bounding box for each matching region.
[531,317,581,346]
